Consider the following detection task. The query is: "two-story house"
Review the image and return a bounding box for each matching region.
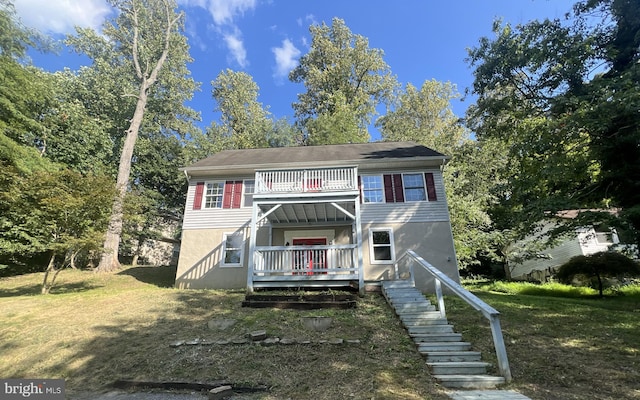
[174,141,460,293]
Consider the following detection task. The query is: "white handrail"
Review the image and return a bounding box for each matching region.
[395,250,512,382]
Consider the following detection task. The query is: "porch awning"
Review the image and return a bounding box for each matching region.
[257,200,356,224]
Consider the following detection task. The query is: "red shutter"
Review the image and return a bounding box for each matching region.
[232,181,243,208]
[193,182,204,210]
[393,174,404,203]
[383,175,394,203]
[222,181,233,208]
[425,173,437,201]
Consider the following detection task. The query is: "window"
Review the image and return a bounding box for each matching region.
[369,228,395,264]
[205,182,224,208]
[222,233,244,266]
[361,175,384,203]
[403,173,426,202]
[243,180,255,207]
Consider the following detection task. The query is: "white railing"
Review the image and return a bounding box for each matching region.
[253,245,358,276]
[395,250,512,383]
[255,167,357,194]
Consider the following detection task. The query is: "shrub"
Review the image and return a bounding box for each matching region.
[555,252,640,297]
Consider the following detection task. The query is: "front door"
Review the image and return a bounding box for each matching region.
[292,238,327,275]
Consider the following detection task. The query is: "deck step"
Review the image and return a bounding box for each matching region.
[418,342,472,353]
[427,361,490,375]
[424,351,482,362]
[383,279,507,390]
[392,304,436,313]
[432,375,506,389]
[410,333,463,342]
[402,317,449,326]
[407,325,455,334]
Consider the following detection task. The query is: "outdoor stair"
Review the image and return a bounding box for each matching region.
[381,280,506,389]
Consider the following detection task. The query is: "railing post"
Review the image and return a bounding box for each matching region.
[435,278,446,318]
[489,315,512,382]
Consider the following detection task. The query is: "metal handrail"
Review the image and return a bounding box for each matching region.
[395,250,512,382]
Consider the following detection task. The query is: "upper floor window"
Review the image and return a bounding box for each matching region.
[403,173,427,202]
[243,180,255,207]
[361,175,384,203]
[205,182,224,208]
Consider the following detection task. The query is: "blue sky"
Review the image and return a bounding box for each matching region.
[14,0,577,140]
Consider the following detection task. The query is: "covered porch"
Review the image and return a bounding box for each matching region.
[247,166,364,294]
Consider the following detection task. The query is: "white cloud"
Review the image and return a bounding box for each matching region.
[224,31,248,67]
[272,38,300,79]
[206,0,256,26]
[13,0,112,34]
[178,0,257,68]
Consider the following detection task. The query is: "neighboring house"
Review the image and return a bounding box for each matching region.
[507,209,629,281]
[174,141,460,293]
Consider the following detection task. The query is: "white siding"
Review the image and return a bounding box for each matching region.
[361,168,450,223]
[182,168,450,229]
[182,180,252,230]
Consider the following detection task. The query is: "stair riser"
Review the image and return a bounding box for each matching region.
[418,344,472,352]
[433,376,505,389]
[402,319,449,326]
[411,334,462,342]
[408,326,454,334]
[399,313,442,320]
[429,366,488,375]
[426,355,482,362]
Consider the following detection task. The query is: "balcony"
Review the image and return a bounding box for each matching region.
[255,167,358,196]
[250,245,359,288]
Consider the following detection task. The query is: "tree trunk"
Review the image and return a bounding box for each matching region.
[96,87,149,272]
[95,0,178,273]
[41,252,56,295]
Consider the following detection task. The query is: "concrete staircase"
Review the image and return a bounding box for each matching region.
[381,280,506,389]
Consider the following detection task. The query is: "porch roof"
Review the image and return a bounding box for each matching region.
[183,141,448,176]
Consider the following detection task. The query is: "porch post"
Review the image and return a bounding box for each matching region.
[354,195,364,296]
[247,200,259,293]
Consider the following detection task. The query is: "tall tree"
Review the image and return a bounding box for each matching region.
[67,0,197,272]
[377,80,467,153]
[290,17,398,144]
[467,0,640,249]
[210,69,271,149]
[378,80,505,268]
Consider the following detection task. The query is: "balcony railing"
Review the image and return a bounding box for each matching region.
[252,245,358,278]
[255,167,358,195]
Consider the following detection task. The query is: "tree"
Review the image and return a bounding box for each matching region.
[67,0,197,272]
[556,251,640,297]
[377,80,467,153]
[466,0,640,249]
[0,133,114,290]
[290,17,398,144]
[210,69,272,149]
[377,80,505,269]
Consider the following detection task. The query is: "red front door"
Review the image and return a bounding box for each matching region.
[292,238,327,275]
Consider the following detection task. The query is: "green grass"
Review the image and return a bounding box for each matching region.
[2,269,639,399]
[441,279,640,400]
[0,266,449,400]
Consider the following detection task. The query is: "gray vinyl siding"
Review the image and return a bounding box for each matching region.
[182,180,252,230]
[509,238,584,279]
[182,168,450,230]
[361,169,449,223]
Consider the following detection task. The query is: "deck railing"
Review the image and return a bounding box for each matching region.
[255,167,358,195]
[253,244,358,277]
[395,250,512,383]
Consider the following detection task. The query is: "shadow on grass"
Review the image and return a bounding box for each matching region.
[26,291,449,400]
[0,281,103,297]
[117,265,177,288]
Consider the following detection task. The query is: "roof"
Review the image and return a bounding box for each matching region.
[184,142,448,175]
